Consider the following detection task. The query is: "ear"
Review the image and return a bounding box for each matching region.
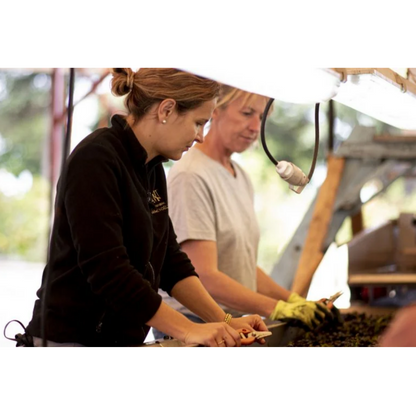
[211,107,220,121]
[158,99,177,122]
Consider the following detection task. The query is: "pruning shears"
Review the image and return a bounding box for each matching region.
[319,290,343,308]
[239,328,272,345]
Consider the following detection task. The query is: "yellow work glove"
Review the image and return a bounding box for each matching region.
[288,292,343,326]
[287,292,306,304]
[269,293,332,330]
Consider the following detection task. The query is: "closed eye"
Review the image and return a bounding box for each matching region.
[196,119,209,127]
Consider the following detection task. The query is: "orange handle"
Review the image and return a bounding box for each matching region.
[239,329,256,346]
[318,298,334,309]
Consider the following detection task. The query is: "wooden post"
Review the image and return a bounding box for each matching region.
[351,209,364,236]
[291,155,345,297]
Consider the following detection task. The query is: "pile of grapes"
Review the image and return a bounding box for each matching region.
[287,312,394,347]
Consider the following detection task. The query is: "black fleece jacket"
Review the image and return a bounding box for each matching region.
[26,115,197,346]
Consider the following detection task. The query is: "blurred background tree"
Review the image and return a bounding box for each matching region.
[0,70,51,261]
[0,71,51,176]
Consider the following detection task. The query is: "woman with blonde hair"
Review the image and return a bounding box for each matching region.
[164,84,335,334]
[25,69,266,347]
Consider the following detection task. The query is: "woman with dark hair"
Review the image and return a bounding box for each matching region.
[25,68,267,347]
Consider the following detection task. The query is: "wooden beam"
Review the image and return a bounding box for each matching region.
[374,135,416,143]
[336,126,416,159]
[291,155,345,297]
[349,273,416,285]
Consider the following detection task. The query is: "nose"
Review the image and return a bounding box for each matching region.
[248,116,261,134]
[195,126,205,144]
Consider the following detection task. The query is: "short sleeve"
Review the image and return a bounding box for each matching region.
[167,170,216,244]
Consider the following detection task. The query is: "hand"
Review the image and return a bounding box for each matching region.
[229,314,268,333]
[183,322,241,347]
[326,304,343,326]
[229,314,269,345]
[289,292,341,326]
[315,295,344,326]
[270,294,333,330]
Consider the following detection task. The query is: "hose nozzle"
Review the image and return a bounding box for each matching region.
[276,161,309,194]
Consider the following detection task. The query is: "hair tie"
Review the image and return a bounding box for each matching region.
[126,71,135,91]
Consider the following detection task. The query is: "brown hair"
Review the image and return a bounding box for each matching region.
[216,84,271,112]
[111,68,220,123]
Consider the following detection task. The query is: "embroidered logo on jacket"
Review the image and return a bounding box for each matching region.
[150,189,168,214]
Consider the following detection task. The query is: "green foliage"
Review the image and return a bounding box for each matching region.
[0,70,52,261]
[0,175,49,261]
[0,70,51,176]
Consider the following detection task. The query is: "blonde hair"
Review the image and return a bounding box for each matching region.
[111,68,220,123]
[216,84,271,112]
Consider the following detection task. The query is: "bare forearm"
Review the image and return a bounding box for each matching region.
[256,266,291,302]
[178,240,282,318]
[199,269,278,317]
[170,276,226,323]
[146,301,195,341]
[146,299,246,347]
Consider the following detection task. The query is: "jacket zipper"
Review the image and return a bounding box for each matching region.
[144,168,154,288]
[96,311,106,333]
[148,261,155,288]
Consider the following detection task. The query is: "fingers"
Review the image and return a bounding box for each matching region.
[315,302,343,326]
[331,305,344,324]
[315,302,333,318]
[252,315,268,332]
[311,316,322,328]
[312,308,326,323]
[234,315,268,332]
[216,338,227,347]
[225,325,241,347]
[212,324,241,347]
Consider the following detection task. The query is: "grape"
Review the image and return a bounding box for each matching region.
[287,312,393,347]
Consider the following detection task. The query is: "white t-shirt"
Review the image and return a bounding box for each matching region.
[162,147,260,316]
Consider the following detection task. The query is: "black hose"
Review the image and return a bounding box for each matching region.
[260,98,320,182]
[308,103,320,180]
[61,68,75,169]
[260,98,278,166]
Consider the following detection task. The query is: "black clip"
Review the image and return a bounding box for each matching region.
[3,320,34,347]
[15,332,34,347]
